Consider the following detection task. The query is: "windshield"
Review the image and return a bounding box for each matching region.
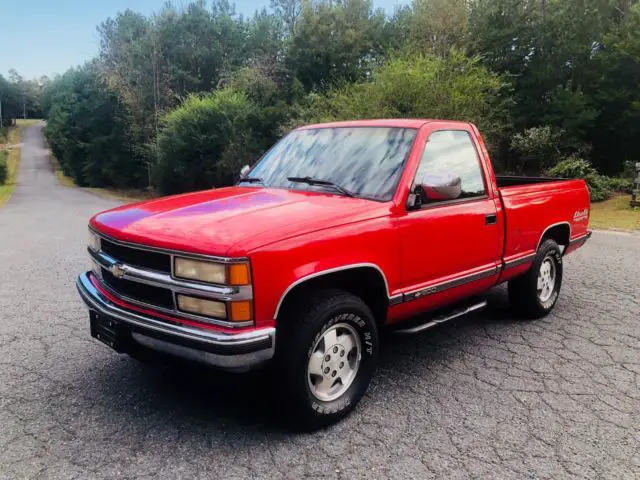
[243,127,417,201]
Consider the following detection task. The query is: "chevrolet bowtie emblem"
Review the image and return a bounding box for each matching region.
[110,263,126,279]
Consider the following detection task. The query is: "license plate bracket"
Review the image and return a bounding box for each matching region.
[90,311,128,352]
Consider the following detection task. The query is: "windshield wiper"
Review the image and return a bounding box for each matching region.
[287,176,355,198]
[238,177,264,184]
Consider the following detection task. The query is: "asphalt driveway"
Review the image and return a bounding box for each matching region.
[1,125,639,479]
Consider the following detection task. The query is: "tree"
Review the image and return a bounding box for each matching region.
[98,9,161,178]
[287,0,389,90]
[585,2,640,174]
[44,63,140,188]
[0,70,44,126]
[0,75,19,127]
[247,8,284,64]
[468,0,635,173]
[270,0,302,35]
[379,5,414,52]
[2,69,43,120]
[410,0,469,57]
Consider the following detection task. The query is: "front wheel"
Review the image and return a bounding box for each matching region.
[277,290,379,430]
[508,239,563,319]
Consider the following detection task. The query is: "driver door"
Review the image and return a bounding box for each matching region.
[395,128,502,314]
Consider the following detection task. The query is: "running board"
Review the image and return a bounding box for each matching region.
[393,300,488,334]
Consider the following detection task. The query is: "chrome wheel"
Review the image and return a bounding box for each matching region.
[307,323,362,402]
[537,255,556,302]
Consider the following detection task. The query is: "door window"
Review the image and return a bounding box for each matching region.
[412,130,486,203]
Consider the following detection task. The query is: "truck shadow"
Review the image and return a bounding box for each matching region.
[87,286,520,435]
[90,355,289,432]
[378,286,516,366]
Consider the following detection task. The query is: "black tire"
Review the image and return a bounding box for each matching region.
[508,239,563,319]
[276,289,379,431]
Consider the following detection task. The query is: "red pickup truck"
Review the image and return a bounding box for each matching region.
[77,119,591,428]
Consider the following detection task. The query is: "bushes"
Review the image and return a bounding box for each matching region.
[0,151,6,185]
[547,157,631,202]
[605,177,634,194]
[585,174,614,203]
[155,89,259,195]
[547,157,609,201]
[510,127,562,173]
[547,157,597,178]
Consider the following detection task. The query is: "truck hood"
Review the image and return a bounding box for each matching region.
[91,187,390,256]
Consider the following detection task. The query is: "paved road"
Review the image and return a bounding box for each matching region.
[1,125,639,479]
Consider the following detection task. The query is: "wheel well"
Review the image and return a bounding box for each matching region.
[540,223,570,249]
[276,267,389,326]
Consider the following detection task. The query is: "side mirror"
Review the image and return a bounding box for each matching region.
[421,172,462,201]
[239,165,251,179]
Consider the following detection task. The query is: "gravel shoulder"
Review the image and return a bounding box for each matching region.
[1,125,639,479]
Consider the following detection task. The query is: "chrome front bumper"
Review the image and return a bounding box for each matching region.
[76,273,275,371]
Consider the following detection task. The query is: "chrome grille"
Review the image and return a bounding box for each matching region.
[100,237,171,273]
[101,267,174,310]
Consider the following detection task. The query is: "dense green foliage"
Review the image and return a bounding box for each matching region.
[0,70,44,127]
[44,63,137,187]
[156,89,255,193]
[0,151,6,185]
[303,52,504,143]
[548,157,634,202]
[1,124,10,186]
[30,0,640,199]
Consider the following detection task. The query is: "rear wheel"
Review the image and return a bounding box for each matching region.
[277,290,378,430]
[508,239,563,319]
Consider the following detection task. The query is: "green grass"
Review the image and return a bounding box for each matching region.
[84,187,153,203]
[15,119,42,127]
[0,126,22,207]
[0,151,7,184]
[49,155,76,188]
[590,194,640,231]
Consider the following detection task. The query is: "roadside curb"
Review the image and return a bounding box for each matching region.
[591,228,639,236]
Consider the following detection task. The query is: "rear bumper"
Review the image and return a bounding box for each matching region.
[76,273,275,371]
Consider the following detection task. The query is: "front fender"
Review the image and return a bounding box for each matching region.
[248,217,400,327]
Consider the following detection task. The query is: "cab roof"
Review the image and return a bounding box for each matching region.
[295,118,473,130]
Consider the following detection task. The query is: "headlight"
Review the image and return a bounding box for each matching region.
[88,230,101,252]
[176,295,252,322]
[177,295,227,318]
[174,258,251,286]
[174,258,227,284]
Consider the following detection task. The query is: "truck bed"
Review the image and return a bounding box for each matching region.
[496,177,590,268]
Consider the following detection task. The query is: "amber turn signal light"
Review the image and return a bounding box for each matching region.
[229,300,252,322]
[228,263,251,286]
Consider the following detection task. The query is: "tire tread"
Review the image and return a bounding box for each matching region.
[508,239,563,319]
[276,289,377,430]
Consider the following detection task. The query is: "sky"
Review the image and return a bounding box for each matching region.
[0,0,406,79]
